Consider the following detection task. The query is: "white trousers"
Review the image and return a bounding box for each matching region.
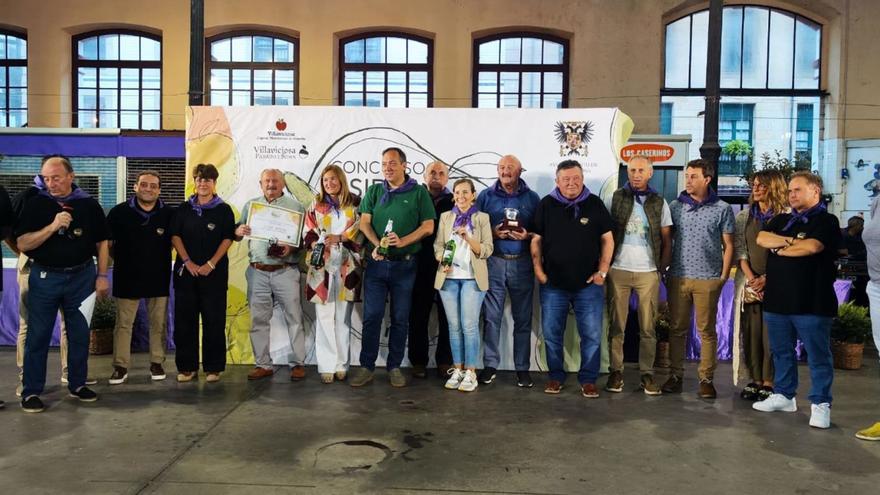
[314,298,352,374]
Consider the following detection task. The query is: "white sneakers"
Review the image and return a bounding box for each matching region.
[753,394,832,429]
[809,403,831,429]
[458,370,478,392]
[444,368,478,392]
[445,368,464,389]
[752,393,798,412]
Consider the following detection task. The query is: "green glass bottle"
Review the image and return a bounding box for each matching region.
[441,237,456,267]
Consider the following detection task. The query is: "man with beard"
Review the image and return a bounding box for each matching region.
[106,170,174,384]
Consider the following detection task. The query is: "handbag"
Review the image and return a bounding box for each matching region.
[743,285,763,304]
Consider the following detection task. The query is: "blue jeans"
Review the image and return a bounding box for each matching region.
[482,255,534,370]
[22,263,95,398]
[438,278,486,369]
[765,312,834,405]
[540,283,604,384]
[359,257,417,371]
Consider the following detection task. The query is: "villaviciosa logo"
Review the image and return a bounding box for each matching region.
[268,118,298,137]
[554,120,594,157]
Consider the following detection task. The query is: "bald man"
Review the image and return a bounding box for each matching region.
[409,161,454,378]
[475,154,541,387]
[235,168,307,382]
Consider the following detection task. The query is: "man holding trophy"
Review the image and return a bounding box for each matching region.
[235,168,307,381]
[475,154,541,387]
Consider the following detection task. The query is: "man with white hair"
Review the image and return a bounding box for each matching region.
[235,168,307,381]
[605,155,672,395]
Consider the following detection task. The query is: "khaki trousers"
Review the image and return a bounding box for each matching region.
[113,297,168,368]
[607,268,660,375]
[16,255,68,378]
[667,276,725,381]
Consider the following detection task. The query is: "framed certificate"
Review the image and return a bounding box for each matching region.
[246,202,304,247]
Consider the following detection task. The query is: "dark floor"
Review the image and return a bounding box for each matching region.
[0,348,878,495]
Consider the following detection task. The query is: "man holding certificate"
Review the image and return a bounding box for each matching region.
[235,168,307,382]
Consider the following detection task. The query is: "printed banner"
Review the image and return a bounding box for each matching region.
[185,106,633,368]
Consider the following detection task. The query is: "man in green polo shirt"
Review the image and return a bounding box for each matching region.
[350,147,435,388]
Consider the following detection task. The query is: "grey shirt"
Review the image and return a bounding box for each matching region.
[863,198,880,283]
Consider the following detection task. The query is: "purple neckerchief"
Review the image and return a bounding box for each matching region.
[34,175,47,190]
[452,204,478,231]
[624,182,657,205]
[324,193,341,216]
[782,202,827,232]
[492,178,531,198]
[749,203,776,226]
[188,194,224,217]
[549,186,591,218]
[37,183,91,202]
[431,187,452,206]
[379,176,418,205]
[677,188,719,212]
[128,196,165,222]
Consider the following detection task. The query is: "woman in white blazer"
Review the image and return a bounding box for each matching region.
[433,178,494,392]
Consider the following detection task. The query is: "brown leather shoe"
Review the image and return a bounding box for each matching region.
[544,380,563,394]
[248,367,274,380]
[661,375,683,394]
[290,365,306,381]
[699,379,717,399]
[581,383,600,398]
[605,370,623,393]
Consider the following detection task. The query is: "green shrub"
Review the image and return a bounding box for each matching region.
[831,302,872,344]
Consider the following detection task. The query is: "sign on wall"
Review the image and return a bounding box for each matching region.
[185,106,633,368]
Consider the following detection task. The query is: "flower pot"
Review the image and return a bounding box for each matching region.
[89,328,113,355]
[831,341,864,370]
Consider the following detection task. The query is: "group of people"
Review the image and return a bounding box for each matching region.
[0,150,877,439]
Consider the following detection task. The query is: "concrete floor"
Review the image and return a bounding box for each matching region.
[0,349,878,495]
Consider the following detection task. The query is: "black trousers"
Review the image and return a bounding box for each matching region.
[408,256,451,367]
[173,268,228,373]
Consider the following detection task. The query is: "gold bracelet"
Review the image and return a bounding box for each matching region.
[207,260,216,270]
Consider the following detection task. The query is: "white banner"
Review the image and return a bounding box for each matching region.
[186,106,633,369]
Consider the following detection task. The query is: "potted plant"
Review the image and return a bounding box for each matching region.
[654,302,671,369]
[90,297,116,355]
[830,302,872,370]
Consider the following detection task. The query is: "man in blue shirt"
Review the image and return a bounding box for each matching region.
[665,159,735,399]
[475,154,541,387]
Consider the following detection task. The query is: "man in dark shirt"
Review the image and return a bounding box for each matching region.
[753,171,840,429]
[106,170,174,385]
[531,160,614,398]
[15,155,110,413]
[409,161,454,378]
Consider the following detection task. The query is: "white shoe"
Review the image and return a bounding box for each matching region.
[458,370,479,392]
[752,393,797,412]
[444,368,465,390]
[809,403,831,429]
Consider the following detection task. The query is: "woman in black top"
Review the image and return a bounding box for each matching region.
[170,164,236,383]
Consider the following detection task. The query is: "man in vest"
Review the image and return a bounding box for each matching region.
[605,155,673,395]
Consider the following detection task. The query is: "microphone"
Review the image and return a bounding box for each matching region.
[58,204,74,236]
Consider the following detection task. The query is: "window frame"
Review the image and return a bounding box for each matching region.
[661,5,825,98]
[0,29,28,127]
[471,31,570,108]
[337,31,434,108]
[205,30,300,106]
[72,29,163,130]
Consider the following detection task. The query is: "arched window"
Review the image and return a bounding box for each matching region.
[207,32,298,106]
[73,30,162,130]
[473,33,569,108]
[661,6,823,177]
[339,32,432,107]
[0,30,27,127]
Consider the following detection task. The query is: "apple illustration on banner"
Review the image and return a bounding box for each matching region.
[276,119,287,131]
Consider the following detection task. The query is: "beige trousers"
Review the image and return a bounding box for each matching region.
[113,297,168,368]
[667,276,725,381]
[607,268,660,375]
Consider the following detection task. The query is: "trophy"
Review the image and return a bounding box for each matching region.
[500,207,523,232]
[267,237,286,257]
